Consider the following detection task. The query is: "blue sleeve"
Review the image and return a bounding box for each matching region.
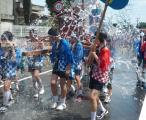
[74,43,83,63]
[137,42,140,52]
[62,40,74,65]
[0,48,4,57]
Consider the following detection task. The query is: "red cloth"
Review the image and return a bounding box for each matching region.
[91,68,109,83]
[91,47,111,83]
[141,42,146,60]
[99,47,111,72]
[141,42,146,52]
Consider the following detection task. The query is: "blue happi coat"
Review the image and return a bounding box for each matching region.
[50,39,74,72]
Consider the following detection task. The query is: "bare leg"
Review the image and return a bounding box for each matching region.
[3,80,11,106]
[50,74,58,96]
[90,89,99,120]
[60,77,67,100]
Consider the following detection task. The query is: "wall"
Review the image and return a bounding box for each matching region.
[0,22,13,34]
[0,0,14,16]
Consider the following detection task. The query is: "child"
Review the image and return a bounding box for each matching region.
[25,29,44,98]
[0,31,17,112]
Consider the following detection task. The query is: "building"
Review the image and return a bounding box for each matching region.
[14,0,44,25]
[0,0,15,33]
[0,0,45,27]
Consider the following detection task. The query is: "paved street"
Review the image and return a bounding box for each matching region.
[0,0,146,120]
[0,55,146,120]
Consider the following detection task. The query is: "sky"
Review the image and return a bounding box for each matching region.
[106,0,146,24]
[130,0,146,23]
[32,0,146,24]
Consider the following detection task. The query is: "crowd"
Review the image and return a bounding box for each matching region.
[133,30,146,88]
[0,28,115,120]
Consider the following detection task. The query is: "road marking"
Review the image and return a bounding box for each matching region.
[0,70,52,88]
[139,95,146,120]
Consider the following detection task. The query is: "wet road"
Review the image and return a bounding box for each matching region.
[0,57,146,120]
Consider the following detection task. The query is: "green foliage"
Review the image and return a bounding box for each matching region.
[46,0,72,28]
[46,0,59,16]
[62,0,71,9]
[46,0,57,9]
[137,22,146,29]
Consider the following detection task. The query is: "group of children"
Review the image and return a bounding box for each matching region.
[0,28,114,120]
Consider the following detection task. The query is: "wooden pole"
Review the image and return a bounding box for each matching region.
[87,0,110,65]
[94,0,110,44]
[82,0,85,10]
[82,0,85,40]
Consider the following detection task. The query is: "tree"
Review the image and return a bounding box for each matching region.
[23,0,32,25]
[137,22,146,29]
[45,0,73,29]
